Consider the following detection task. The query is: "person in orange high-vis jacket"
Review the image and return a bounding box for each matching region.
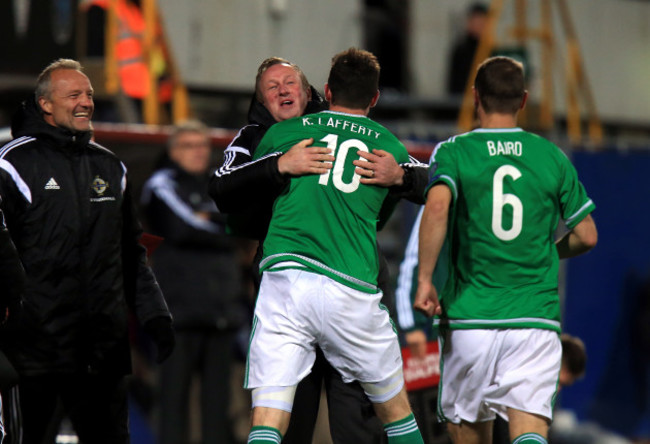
[82,0,172,103]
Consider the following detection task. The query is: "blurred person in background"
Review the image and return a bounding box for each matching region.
[141,120,245,444]
[80,0,173,123]
[0,58,174,444]
[447,3,489,96]
[210,56,428,443]
[394,206,451,443]
[558,333,587,388]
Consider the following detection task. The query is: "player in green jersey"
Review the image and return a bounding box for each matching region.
[245,48,425,444]
[415,57,598,444]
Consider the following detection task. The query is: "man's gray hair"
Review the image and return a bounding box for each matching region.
[35,58,83,100]
[168,120,209,150]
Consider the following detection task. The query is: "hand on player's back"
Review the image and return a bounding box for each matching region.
[354,149,405,187]
[278,138,335,177]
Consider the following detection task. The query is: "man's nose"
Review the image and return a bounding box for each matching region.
[80,94,93,107]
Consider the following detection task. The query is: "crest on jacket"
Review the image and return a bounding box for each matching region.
[91,176,109,196]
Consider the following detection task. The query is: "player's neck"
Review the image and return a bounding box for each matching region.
[329,104,369,116]
[479,112,519,129]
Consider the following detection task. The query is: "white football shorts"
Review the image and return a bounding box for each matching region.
[244,269,403,398]
[438,328,561,423]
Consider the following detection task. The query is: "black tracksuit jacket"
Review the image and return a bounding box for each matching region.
[0,98,171,377]
[0,210,24,315]
[141,161,244,330]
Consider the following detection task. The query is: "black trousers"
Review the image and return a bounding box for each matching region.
[283,348,386,444]
[14,372,129,444]
[158,328,236,444]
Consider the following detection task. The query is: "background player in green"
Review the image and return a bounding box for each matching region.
[414,56,598,444]
[246,48,425,444]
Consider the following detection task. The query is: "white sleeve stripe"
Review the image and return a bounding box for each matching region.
[120,162,127,194]
[0,159,32,203]
[395,207,425,330]
[429,141,445,163]
[89,141,115,155]
[214,150,237,177]
[565,199,594,225]
[224,146,251,156]
[145,172,220,233]
[402,155,427,167]
[223,124,259,152]
[214,151,282,178]
[400,162,428,169]
[0,136,34,159]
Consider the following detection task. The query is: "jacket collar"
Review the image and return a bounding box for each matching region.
[11,95,92,152]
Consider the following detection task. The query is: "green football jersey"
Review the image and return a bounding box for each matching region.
[427,128,595,332]
[253,110,410,293]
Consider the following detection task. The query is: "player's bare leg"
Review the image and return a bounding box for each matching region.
[446,419,493,444]
[247,406,291,443]
[507,408,549,443]
[372,387,424,443]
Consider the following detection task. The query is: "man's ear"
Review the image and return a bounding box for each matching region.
[324,84,332,103]
[369,90,380,108]
[39,97,52,115]
[520,90,529,110]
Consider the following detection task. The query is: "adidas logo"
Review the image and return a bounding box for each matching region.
[44,178,60,190]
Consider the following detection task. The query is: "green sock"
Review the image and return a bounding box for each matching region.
[512,432,548,444]
[247,425,282,443]
[383,413,425,443]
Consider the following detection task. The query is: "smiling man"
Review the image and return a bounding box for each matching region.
[0,58,174,444]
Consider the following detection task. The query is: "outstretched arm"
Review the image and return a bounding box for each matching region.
[556,214,598,259]
[414,184,451,317]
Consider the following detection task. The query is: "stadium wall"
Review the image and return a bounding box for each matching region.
[562,149,650,440]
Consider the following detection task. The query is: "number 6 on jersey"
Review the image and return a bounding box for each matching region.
[492,165,523,241]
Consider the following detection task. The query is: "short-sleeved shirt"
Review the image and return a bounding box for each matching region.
[427,128,595,332]
[253,110,410,293]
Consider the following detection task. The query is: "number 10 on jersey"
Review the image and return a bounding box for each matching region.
[318,134,369,193]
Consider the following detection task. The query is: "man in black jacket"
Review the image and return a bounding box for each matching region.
[141,120,244,444]
[0,208,23,443]
[209,57,428,443]
[0,208,24,325]
[0,58,174,444]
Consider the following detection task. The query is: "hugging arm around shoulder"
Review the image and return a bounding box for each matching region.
[389,159,429,205]
[209,149,288,213]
